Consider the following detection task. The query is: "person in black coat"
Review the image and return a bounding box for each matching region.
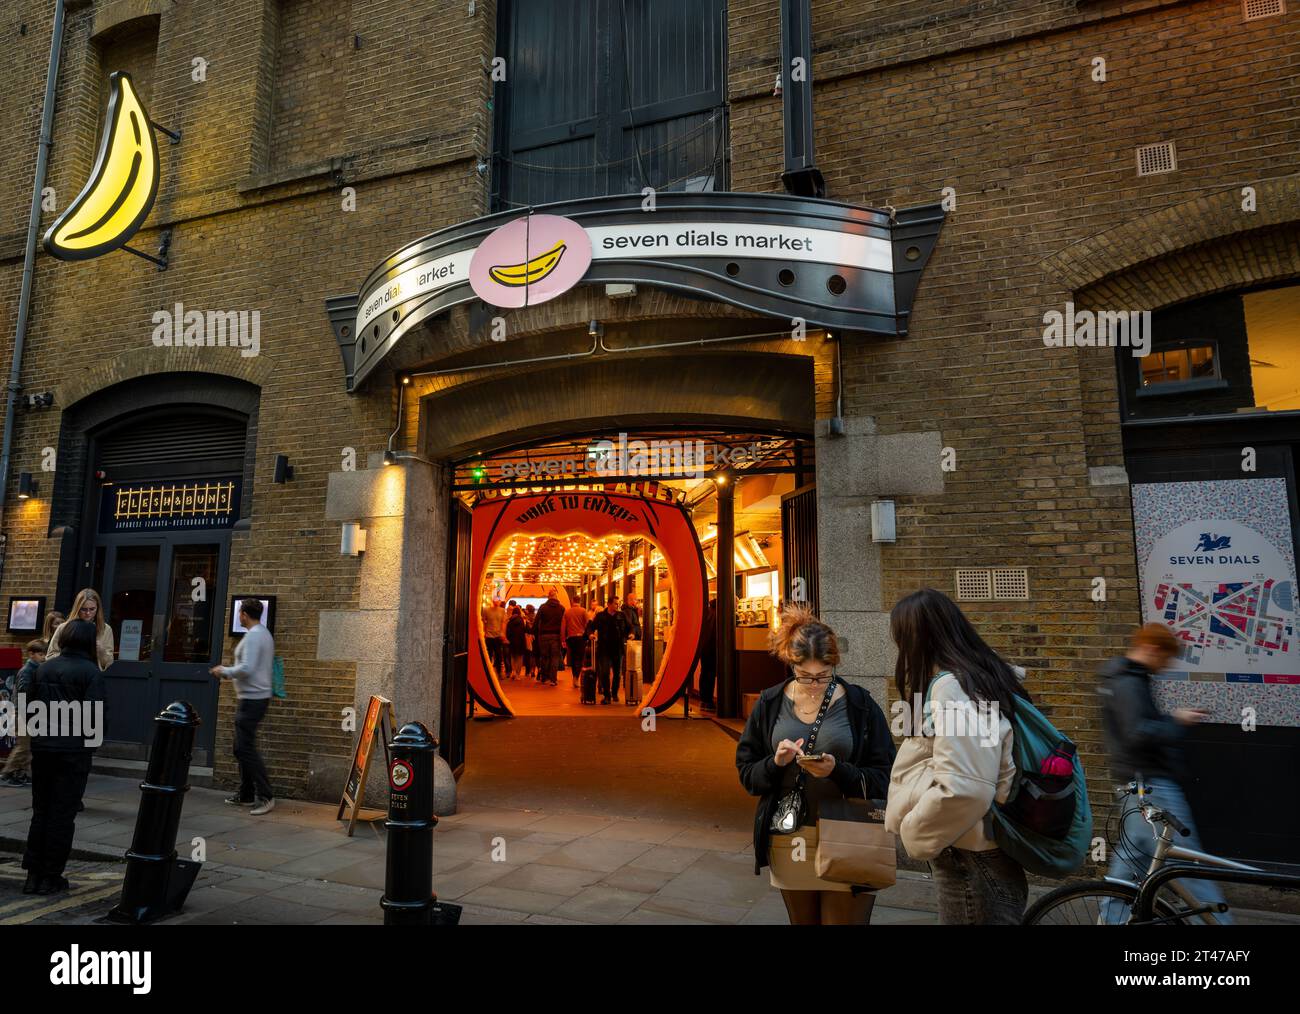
[736,606,895,925]
[21,619,106,895]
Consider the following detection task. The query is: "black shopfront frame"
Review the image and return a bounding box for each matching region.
[70,410,245,766]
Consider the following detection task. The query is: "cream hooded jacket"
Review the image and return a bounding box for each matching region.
[884,671,1017,860]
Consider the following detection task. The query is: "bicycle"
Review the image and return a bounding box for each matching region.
[1023,780,1271,925]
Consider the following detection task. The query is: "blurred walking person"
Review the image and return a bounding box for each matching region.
[210,599,276,815]
[1097,622,1228,923]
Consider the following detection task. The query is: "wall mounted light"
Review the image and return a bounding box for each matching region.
[273,454,294,483]
[341,522,367,556]
[17,472,37,499]
[871,500,896,543]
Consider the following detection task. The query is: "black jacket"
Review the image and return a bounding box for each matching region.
[621,604,643,641]
[735,680,895,874]
[535,599,566,638]
[589,609,628,658]
[26,649,106,753]
[1099,655,1186,783]
[506,615,527,650]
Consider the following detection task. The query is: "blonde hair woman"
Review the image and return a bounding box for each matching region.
[45,589,114,671]
[735,605,895,925]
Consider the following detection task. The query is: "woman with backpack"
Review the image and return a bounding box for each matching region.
[884,588,1032,924]
[735,606,895,925]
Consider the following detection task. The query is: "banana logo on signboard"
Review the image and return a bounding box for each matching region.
[43,71,161,261]
[488,239,567,287]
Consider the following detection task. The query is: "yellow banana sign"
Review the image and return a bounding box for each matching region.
[488,240,567,287]
[43,71,160,261]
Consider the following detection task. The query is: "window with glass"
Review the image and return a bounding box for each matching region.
[492,0,727,210]
[1124,282,1300,419]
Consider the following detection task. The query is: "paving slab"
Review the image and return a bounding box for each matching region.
[550,885,648,923]
[534,837,655,873]
[458,884,566,915]
[489,862,606,897]
[432,859,514,899]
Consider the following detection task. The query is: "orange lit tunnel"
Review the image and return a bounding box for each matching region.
[467,488,707,715]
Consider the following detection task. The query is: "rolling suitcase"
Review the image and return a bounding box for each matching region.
[580,668,597,705]
[624,641,642,706]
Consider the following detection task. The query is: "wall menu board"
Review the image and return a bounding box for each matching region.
[98,478,241,532]
[1132,478,1300,727]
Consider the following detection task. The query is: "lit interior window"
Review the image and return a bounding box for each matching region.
[1244,285,1300,411]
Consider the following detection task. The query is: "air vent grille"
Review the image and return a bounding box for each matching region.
[1244,0,1285,21]
[992,568,1030,600]
[955,568,1031,601]
[1136,141,1177,177]
[955,569,993,601]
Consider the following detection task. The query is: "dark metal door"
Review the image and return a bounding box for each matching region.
[780,483,818,613]
[439,497,473,773]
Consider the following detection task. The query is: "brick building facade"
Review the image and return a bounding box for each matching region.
[2,0,1297,862]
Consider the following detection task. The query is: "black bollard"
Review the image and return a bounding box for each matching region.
[107,701,203,924]
[381,721,458,925]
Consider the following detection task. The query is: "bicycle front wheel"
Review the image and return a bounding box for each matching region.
[1022,879,1187,925]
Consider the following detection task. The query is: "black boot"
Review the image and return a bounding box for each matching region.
[37,875,70,895]
[22,872,40,894]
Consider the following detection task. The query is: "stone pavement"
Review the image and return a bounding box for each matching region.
[0,771,940,925]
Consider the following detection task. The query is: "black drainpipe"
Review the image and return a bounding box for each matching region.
[779,0,825,198]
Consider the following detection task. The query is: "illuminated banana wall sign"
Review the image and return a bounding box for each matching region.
[469,213,592,308]
[43,71,172,263]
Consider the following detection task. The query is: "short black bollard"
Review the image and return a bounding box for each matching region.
[381,721,458,925]
[108,701,203,924]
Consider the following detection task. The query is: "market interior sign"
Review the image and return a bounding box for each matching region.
[327,192,945,390]
[43,71,173,264]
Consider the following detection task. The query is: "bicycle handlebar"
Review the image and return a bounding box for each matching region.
[1160,809,1191,837]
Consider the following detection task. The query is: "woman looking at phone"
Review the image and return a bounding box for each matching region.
[735,606,895,925]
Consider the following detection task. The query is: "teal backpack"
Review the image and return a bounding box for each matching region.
[926,672,1090,879]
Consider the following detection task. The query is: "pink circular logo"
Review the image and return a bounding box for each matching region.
[469,214,592,308]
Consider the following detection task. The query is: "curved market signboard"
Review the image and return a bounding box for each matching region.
[327,192,945,391]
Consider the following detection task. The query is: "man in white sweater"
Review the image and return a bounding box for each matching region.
[209,600,275,814]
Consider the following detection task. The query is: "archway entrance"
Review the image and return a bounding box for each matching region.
[467,485,707,717]
[439,427,816,783]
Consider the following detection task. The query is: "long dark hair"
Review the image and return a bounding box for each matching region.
[890,588,1028,714]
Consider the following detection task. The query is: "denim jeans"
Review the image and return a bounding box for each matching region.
[234,697,274,802]
[930,846,1028,924]
[1100,779,1231,924]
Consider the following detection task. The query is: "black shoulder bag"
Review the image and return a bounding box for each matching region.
[769,676,838,834]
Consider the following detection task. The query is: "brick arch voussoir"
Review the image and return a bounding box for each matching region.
[56,346,273,410]
[1042,174,1300,298]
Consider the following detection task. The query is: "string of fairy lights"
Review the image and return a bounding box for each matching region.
[488,534,627,584]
